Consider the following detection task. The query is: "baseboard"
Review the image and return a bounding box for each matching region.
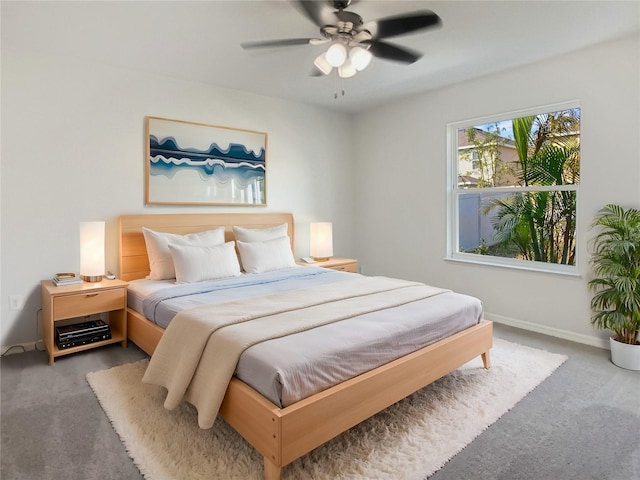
[1,340,43,356]
[487,313,609,350]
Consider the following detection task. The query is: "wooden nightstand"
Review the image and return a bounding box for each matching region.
[297,257,358,273]
[40,278,128,365]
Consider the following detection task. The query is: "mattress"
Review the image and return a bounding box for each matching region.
[128,267,483,407]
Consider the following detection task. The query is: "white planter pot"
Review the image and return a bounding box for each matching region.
[610,337,640,371]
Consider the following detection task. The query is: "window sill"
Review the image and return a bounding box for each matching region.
[444,254,582,278]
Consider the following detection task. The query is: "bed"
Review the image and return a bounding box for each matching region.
[119,212,492,480]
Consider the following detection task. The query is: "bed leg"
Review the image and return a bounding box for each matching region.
[264,457,282,480]
[481,351,491,369]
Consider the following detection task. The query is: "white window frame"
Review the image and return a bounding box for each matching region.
[445,100,581,276]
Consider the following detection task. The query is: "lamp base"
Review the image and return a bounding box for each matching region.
[81,275,103,283]
[312,257,331,262]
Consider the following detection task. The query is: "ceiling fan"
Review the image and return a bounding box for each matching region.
[241,0,442,81]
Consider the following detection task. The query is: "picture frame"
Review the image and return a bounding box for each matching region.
[145,116,267,206]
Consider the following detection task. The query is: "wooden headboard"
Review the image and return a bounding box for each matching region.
[119,213,294,281]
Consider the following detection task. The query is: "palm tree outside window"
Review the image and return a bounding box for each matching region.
[447,101,580,275]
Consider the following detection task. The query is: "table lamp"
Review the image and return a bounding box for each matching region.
[80,221,105,282]
[310,222,333,262]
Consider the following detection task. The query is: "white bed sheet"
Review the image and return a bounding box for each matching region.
[127,278,175,315]
[128,268,483,407]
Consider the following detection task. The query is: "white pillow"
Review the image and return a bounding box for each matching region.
[236,236,296,274]
[168,241,241,284]
[233,223,288,243]
[142,227,226,280]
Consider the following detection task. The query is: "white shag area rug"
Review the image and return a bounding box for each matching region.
[86,338,566,480]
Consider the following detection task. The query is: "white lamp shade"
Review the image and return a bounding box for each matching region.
[310,222,333,260]
[349,46,372,71]
[325,43,347,67]
[313,52,333,75]
[338,58,357,78]
[80,221,105,281]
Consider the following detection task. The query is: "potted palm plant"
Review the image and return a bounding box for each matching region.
[589,204,640,370]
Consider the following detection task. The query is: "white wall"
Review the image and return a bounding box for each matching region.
[353,34,640,348]
[1,47,355,348]
[3,29,638,352]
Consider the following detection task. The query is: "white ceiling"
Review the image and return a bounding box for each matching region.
[3,1,639,113]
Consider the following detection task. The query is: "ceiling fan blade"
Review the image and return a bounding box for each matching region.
[241,38,321,50]
[362,40,423,64]
[295,0,339,28]
[364,10,441,40]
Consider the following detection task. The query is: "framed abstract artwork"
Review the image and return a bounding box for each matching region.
[145,116,267,206]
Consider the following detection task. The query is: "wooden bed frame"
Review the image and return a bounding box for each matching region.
[119,212,493,480]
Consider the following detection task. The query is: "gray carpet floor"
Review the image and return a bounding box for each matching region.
[1,323,639,480]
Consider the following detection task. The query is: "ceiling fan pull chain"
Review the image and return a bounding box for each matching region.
[331,67,348,99]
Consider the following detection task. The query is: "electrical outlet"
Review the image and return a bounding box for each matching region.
[9,295,24,310]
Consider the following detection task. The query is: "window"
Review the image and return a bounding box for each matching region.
[446,101,580,275]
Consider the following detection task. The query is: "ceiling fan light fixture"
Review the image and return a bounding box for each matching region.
[313,52,333,75]
[338,58,357,78]
[349,46,372,71]
[325,42,347,67]
[241,2,442,94]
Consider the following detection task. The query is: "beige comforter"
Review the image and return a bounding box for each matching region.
[142,275,449,429]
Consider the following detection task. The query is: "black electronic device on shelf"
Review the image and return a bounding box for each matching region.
[55,319,111,349]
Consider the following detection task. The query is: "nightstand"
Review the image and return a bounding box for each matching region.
[40,278,128,365]
[297,257,358,273]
